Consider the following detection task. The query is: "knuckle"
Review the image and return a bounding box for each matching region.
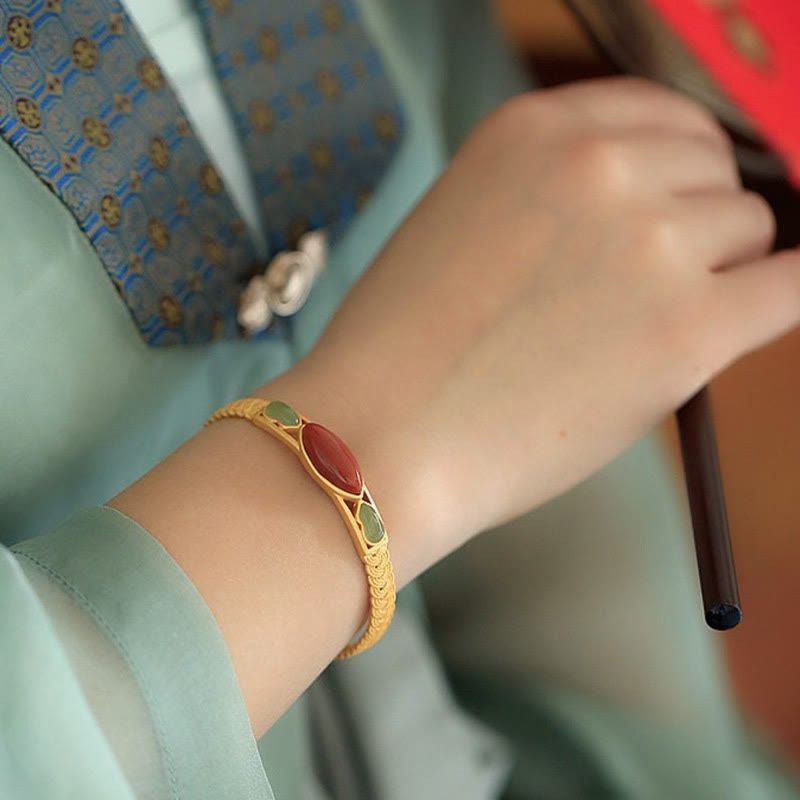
[637,213,685,261]
[566,134,634,192]
[466,92,564,161]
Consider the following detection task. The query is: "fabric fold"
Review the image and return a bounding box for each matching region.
[0,546,135,799]
[12,505,274,800]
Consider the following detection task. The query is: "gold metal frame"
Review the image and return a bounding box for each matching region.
[206,397,396,658]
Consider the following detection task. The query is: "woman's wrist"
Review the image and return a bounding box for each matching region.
[107,359,455,736]
[256,360,462,587]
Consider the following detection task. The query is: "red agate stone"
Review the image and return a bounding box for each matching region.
[301,423,363,495]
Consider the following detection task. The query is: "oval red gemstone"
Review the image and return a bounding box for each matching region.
[302,423,363,495]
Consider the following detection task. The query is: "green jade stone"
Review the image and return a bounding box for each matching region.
[358,502,385,544]
[264,400,300,427]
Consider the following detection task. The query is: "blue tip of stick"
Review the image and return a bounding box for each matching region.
[706,604,742,631]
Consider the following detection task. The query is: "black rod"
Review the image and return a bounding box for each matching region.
[676,387,741,631]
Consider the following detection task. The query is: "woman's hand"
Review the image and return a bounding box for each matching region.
[274,77,800,567]
[113,77,800,735]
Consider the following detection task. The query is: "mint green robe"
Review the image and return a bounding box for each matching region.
[1,1,798,797]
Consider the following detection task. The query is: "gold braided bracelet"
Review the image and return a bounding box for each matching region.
[205,398,395,659]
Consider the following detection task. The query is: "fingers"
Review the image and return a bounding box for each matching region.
[671,190,776,268]
[613,132,740,195]
[552,77,731,147]
[710,248,800,360]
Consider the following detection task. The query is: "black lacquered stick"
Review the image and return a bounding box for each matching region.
[676,387,742,631]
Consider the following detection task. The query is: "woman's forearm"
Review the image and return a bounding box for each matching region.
[107,366,440,738]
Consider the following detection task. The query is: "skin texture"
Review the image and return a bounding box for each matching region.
[109,77,800,737]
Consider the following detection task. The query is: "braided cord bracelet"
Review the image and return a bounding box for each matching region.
[206,398,395,658]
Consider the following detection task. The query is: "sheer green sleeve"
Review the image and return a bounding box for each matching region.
[7,506,275,800]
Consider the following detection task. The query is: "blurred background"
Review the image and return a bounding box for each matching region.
[495,0,800,768]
